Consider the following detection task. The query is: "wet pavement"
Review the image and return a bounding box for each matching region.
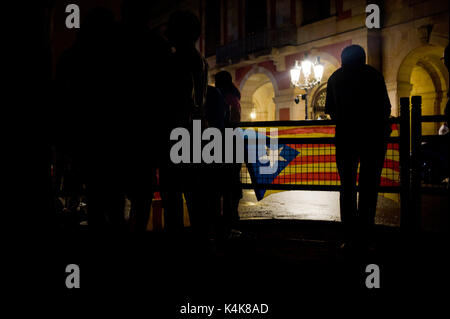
[239,189,401,226]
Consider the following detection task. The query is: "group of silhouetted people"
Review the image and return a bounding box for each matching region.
[53,1,448,252]
[54,3,242,245]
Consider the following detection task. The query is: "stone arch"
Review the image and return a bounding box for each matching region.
[240,69,277,121]
[388,24,448,85]
[239,65,279,96]
[310,82,328,119]
[416,59,446,114]
[313,51,340,72]
[397,44,448,134]
[397,45,447,89]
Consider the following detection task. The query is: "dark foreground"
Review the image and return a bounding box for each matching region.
[6,220,449,316]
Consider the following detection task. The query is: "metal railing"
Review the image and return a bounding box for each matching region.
[237,118,401,194]
[237,96,449,229]
[405,96,448,229]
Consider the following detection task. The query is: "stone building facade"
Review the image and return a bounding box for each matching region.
[50,0,449,134]
[201,0,448,135]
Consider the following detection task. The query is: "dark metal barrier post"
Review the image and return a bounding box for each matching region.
[410,95,422,231]
[400,97,411,228]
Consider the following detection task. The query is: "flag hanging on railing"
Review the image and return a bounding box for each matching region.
[241,123,400,201]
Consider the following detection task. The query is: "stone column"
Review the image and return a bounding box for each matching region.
[367,29,382,71]
[386,81,399,116]
[273,88,303,120]
[397,81,413,116]
[240,99,254,121]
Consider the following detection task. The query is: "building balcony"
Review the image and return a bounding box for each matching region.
[216,25,298,66]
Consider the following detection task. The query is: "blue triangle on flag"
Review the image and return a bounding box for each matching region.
[242,130,299,201]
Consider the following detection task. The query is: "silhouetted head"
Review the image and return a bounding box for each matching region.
[341,45,366,67]
[121,0,152,25]
[215,71,233,89]
[215,71,241,99]
[166,10,201,48]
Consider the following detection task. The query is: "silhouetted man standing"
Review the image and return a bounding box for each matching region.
[325,45,392,248]
[116,0,171,232]
[56,8,126,232]
[160,11,208,236]
[215,71,242,237]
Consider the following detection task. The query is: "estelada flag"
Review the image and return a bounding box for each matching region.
[241,123,400,201]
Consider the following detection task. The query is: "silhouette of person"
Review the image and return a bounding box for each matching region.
[116,0,171,232]
[56,7,126,232]
[325,45,392,249]
[205,85,230,131]
[204,85,230,240]
[160,11,208,237]
[214,71,242,236]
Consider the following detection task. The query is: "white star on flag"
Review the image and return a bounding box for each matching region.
[259,145,287,168]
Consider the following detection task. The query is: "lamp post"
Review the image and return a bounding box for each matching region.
[290,55,324,119]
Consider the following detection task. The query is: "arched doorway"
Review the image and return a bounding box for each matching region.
[397,45,448,135]
[311,85,328,119]
[240,68,277,121]
[251,82,276,121]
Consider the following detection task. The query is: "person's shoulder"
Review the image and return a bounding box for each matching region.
[363,65,385,79]
[328,67,344,81]
[363,64,379,73]
[207,85,220,95]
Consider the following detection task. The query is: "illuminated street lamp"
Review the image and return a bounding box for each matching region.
[290,55,324,119]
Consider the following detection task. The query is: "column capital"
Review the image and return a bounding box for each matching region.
[270,49,286,72]
[273,88,305,120]
[397,81,413,96]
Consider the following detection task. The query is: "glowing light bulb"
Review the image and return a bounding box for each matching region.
[314,63,324,82]
[290,61,301,85]
[301,59,312,78]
